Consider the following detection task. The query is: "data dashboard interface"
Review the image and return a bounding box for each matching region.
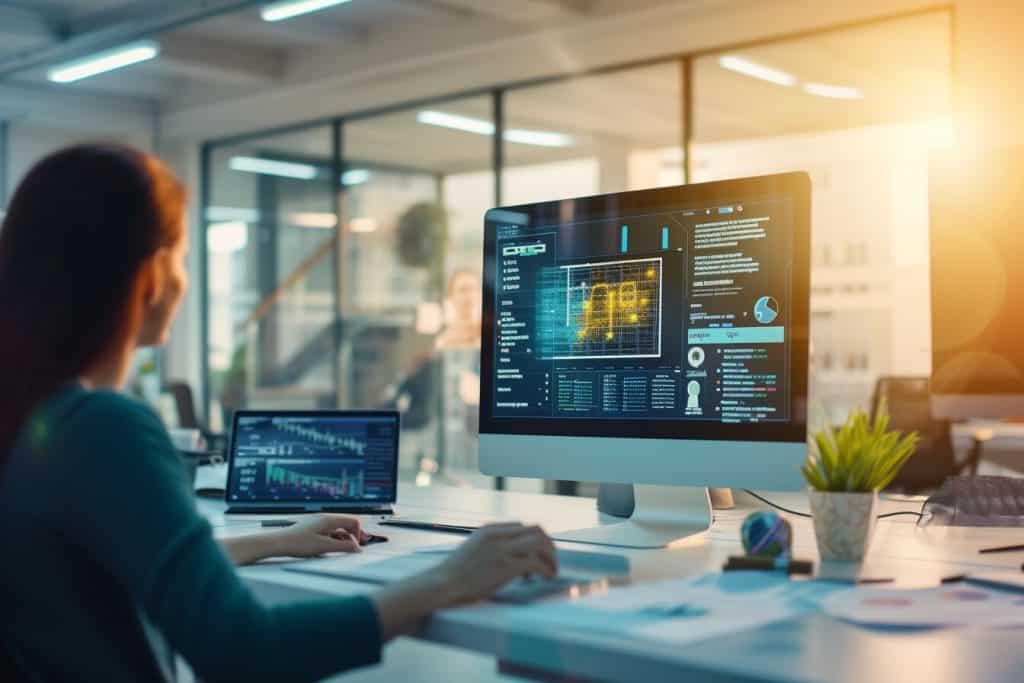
[488,196,795,425]
[227,413,398,503]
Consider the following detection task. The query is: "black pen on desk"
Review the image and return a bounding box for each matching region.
[979,543,1024,554]
[261,519,296,528]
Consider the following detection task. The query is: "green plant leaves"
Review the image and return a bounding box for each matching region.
[802,399,920,493]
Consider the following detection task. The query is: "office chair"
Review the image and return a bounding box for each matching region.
[871,376,957,492]
[167,381,225,451]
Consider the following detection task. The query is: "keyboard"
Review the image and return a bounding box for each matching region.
[924,476,1024,526]
[493,575,594,604]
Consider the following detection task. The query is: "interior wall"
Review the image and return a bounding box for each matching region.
[159,141,204,399]
[952,0,1024,149]
[6,124,153,192]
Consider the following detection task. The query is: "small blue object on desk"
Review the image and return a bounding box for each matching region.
[741,511,793,558]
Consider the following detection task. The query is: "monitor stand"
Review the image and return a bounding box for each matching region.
[552,485,712,549]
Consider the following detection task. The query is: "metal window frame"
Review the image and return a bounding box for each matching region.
[0,119,8,209]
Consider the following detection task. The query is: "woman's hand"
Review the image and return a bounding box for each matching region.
[434,523,557,605]
[272,514,368,558]
[220,514,368,565]
[370,523,557,640]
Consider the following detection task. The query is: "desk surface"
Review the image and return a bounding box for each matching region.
[204,483,1024,683]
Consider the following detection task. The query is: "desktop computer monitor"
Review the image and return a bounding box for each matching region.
[479,173,811,547]
[930,148,1024,419]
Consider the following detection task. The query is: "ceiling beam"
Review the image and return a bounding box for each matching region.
[0,6,60,49]
[198,13,369,49]
[428,0,591,24]
[158,35,286,88]
[0,0,267,81]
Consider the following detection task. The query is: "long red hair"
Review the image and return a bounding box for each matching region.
[0,143,186,455]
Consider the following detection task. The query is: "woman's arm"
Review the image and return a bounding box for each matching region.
[47,395,385,682]
[48,394,558,681]
[220,515,366,565]
[372,524,557,640]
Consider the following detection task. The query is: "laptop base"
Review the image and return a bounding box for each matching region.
[225,506,394,515]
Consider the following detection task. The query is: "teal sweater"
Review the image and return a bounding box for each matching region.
[0,384,381,681]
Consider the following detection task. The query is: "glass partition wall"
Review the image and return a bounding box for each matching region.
[692,11,953,425]
[202,9,953,491]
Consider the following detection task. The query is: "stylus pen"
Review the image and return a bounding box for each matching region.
[379,519,478,534]
[979,543,1024,554]
[261,519,296,528]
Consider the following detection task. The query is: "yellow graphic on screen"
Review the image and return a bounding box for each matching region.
[563,258,661,358]
[578,280,654,343]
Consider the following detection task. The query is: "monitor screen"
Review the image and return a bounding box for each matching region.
[226,412,399,503]
[480,174,810,442]
[930,148,1024,399]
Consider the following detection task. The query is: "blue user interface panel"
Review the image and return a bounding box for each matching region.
[227,413,398,503]
[490,199,794,424]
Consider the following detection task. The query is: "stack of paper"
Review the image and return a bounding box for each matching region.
[822,580,1024,627]
[507,571,838,646]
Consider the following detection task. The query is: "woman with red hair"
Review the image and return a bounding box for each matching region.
[0,144,555,681]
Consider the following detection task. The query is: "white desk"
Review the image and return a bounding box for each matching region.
[203,484,1024,683]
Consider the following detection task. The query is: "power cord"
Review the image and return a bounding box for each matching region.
[741,489,811,518]
[741,490,925,520]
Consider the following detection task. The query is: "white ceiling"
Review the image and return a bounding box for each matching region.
[0,1,951,168]
[0,0,643,103]
[212,11,950,176]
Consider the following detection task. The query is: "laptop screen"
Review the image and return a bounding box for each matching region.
[226,411,399,505]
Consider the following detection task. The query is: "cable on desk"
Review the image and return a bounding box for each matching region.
[876,510,925,519]
[741,490,812,518]
[742,490,926,520]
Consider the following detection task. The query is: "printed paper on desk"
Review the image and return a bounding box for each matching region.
[822,582,1024,628]
[507,571,837,647]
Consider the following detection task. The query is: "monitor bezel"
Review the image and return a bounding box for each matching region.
[225,409,401,505]
[478,172,811,443]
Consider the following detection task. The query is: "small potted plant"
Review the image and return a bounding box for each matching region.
[802,403,919,562]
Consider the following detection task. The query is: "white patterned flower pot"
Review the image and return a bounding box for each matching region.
[808,490,878,562]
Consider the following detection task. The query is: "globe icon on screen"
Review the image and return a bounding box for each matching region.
[754,296,780,324]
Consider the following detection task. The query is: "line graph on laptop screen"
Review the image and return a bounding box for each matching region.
[228,415,397,502]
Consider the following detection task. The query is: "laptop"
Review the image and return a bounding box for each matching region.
[224,410,399,515]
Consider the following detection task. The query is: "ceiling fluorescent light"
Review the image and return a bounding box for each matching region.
[349,217,378,233]
[288,211,337,229]
[207,222,249,254]
[417,110,495,135]
[719,55,795,87]
[261,0,352,22]
[229,156,318,180]
[417,110,573,147]
[47,40,159,84]
[803,82,864,100]
[504,129,573,148]
[342,168,371,185]
[206,206,261,223]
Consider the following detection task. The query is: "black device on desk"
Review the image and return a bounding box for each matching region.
[224,410,399,515]
[871,377,956,492]
[379,518,480,534]
[923,476,1024,526]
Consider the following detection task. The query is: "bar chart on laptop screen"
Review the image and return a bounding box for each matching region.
[230,416,396,502]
